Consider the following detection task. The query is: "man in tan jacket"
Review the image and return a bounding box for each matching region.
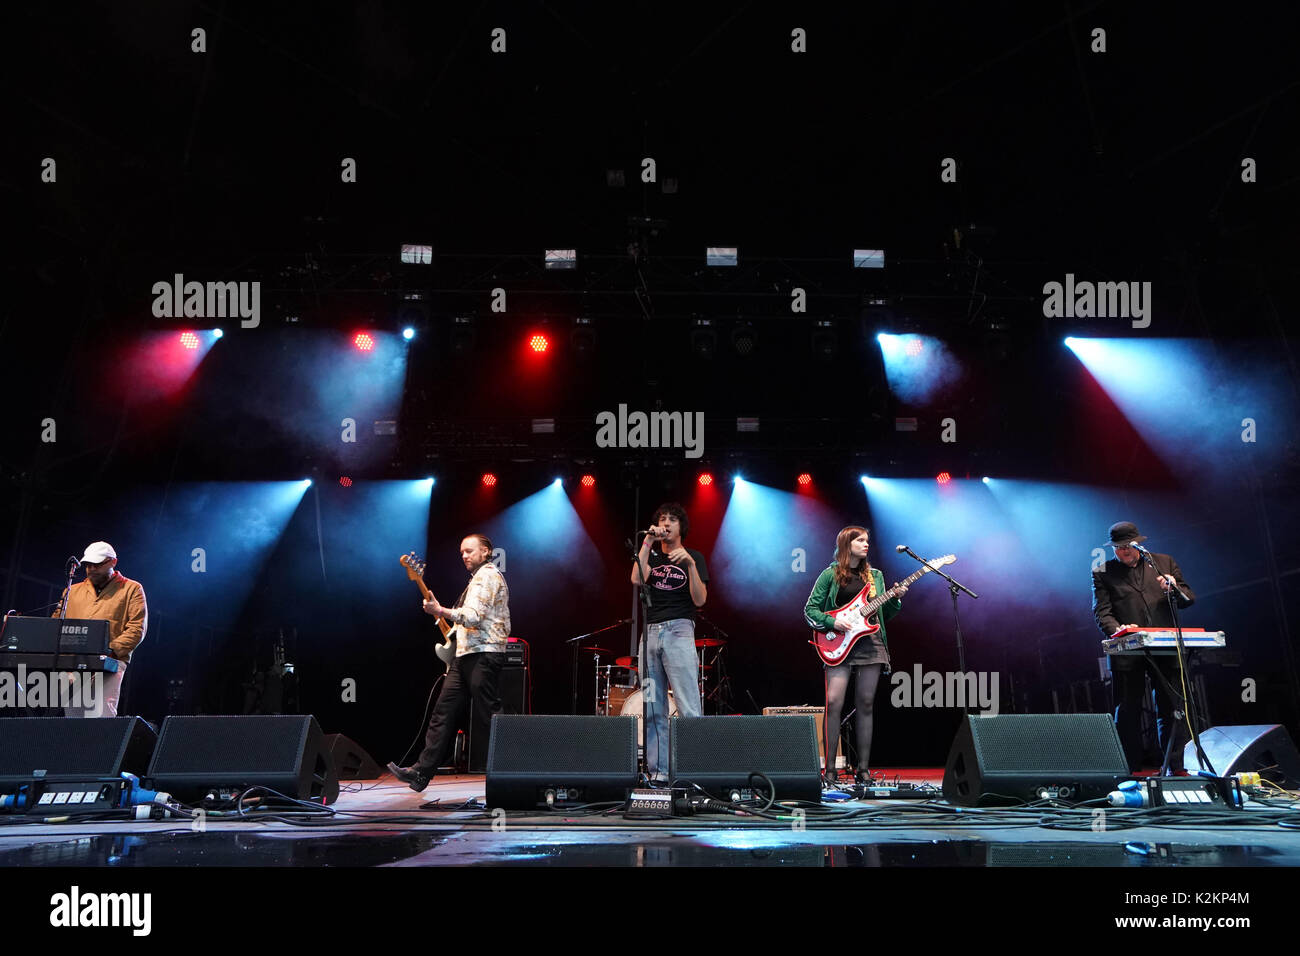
[55,541,148,717]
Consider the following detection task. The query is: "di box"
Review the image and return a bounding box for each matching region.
[485,715,638,809]
[0,716,157,789]
[942,714,1128,806]
[147,715,339,804]
[670,716,822,803]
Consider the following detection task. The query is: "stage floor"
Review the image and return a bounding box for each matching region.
[3,768,1298,867]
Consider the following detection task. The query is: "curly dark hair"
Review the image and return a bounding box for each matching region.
[652,502,690,539]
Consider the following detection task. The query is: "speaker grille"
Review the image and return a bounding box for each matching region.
[150,715,310,773]
[0,717,154,784]
[971,714,1126,771]
[487,715,636,774]
[673,716,819,773]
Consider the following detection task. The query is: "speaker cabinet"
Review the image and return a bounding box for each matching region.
[670,716,822,803]
[1187,725,1300,787]
[0,716,156,789]
[485,715,638,809]
[943,714,1129,806]
[323,732,383,780]
[147,715,339,804]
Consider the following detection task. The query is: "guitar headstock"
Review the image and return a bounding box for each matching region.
[927,554,957,570]
[400,552,427,580]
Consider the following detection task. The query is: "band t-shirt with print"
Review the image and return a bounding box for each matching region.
[642,546,709,624]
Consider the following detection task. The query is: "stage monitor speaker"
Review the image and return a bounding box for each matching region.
[147,715,339,804]
[485,715,638,809]
[0,716,157,789]
[323,733,383,780]
[670,716,822,803]
[943,714,1129,806]
[1187,725,1300,788]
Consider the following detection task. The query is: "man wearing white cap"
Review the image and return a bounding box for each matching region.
[54,542,148,717]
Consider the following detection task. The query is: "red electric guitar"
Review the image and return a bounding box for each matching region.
[809,555,956,665]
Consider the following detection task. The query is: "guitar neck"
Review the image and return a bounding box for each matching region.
[862,563,939,615]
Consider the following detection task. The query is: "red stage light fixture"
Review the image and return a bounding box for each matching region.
[339,476,352,487]
[179,332,200,350]
[906,338,924,357]
[481,473,497,487]
[797,473,812,486]
[529,334,550,354]
[698,473,714,486]
[936,471,952,485]
[580,474,596,487]
[353,332,376,352]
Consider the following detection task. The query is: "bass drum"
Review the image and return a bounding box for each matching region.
[615,688,677,746]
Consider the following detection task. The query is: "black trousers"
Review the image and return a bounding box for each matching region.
[1110,653,1188,772]
[415,651,505,774]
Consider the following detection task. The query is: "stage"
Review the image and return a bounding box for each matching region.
[4,768,1297,869]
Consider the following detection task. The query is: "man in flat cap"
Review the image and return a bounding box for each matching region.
[1092,521,1195,772]
[54,541,148,717]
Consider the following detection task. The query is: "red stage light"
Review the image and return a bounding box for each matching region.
[906,338,924,357]
[353,332,376,352]
[797,473,812,486]
[481,473,497,487]
[339,476,352,487]
[529,334,550,354]
[698,473,713,486]
[936,471,951,485]
[179,332,200,350]
[580,474,596,487]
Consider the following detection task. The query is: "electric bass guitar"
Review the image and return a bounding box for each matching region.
[809,555,956,666]
[400,552,461,667]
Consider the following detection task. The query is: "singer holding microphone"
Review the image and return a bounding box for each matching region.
[631,502,708,784]
[803,527,905,787]
[1092,521,1196,773]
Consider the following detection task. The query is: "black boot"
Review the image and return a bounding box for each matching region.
[387,761,432,793]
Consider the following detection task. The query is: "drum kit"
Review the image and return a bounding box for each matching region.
[581,633,729,720]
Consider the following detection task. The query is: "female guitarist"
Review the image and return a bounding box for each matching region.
[803,526,906,788]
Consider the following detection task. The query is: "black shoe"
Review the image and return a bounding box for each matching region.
[387,761,431,792]
[823,769,840,789]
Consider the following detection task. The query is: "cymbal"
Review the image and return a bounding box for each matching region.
[582,646,612,655]
[615,656,638,668]
[695,637,727,648]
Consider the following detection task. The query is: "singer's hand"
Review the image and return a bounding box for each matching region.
[666,547,693,567]
[1158,575,1176,592]
[422,597,444,618]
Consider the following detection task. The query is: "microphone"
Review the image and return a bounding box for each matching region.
[1129,541,1150,554]
[895,545,908,553]
[67,556,81,567]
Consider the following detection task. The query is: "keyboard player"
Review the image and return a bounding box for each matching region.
[53,541,148,717]
[1092,521,1196,773]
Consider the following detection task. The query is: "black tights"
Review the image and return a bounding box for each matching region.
[824,663,882,775]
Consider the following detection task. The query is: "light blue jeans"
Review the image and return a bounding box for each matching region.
[641,618,704,779]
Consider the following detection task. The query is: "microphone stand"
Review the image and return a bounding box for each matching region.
[58,558,79,619]
[898,545,978,716]
[1134,548,1214,777]
[629,534,658,781]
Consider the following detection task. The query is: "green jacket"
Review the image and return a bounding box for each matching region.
[803,564,902,647]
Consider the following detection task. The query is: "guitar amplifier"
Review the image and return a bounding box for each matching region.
[763,706,843,769]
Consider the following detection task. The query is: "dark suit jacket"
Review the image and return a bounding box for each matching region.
[1092,553,1195,638]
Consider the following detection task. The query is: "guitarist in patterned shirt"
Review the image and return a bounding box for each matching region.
[388,534,511,790]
